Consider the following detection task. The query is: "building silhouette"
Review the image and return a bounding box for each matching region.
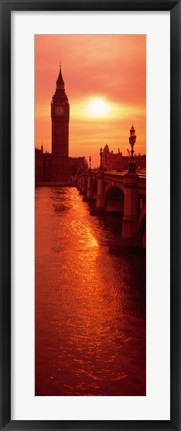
[101,144,123,170]
[35,65,87,184]
[101,142,146,172]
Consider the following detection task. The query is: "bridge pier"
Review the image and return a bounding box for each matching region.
[76,176,81,191]
[83,170,93,202]
[122,173,138,239]
[110,173,141,252]
[79,175,87,196]
[90,171,105,215]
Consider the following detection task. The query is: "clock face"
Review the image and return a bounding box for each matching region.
[55,106,64,116]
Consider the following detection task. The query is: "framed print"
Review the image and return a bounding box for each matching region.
[0,0,180,430]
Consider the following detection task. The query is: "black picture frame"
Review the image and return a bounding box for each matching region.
[0,0,180,430]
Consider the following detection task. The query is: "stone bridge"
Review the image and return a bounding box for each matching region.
[76,169,146,251]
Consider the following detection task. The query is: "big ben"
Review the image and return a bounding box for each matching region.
[51,64,70,181]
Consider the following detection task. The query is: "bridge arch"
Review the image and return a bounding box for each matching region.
[137,204,146,248]
[104,184,124,215]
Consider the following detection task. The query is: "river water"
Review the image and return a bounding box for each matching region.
[35,187,146,396]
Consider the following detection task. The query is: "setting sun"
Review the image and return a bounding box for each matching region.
[87,98,110,118]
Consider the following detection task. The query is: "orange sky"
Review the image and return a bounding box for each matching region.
[35,35,146,167]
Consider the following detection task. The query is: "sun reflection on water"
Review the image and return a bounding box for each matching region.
[36,187,146,396]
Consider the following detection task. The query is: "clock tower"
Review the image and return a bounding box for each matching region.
[51,64,70,181]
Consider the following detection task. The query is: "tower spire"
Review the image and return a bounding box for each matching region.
[56,62,64,88]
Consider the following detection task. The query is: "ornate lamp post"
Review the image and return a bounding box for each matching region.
[100,147,103,171]
[89,156,92,170]
[128,124,136,173]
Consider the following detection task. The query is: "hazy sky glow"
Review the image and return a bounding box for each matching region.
[35,35,146,167]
